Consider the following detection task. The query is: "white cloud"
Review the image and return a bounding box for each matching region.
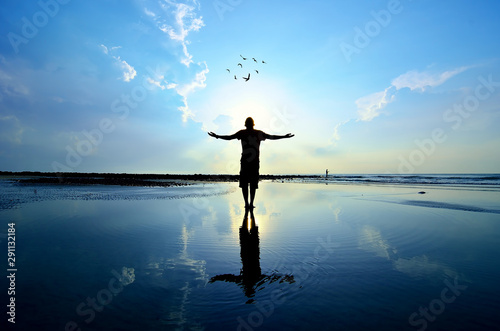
[100,44,136,82]
[330,119,350,146]
[161,1,204,42]
[146,76,177,90]
[115,56,137,82]
[176,63,208,96]
[139,2,207,124]
[175,62,209,122]
[356,86,396,121]
[180,42,193,67]
[355,66,469,122]
[332,123,341,141]
[100,44,108,54]
[391,66,469,91]
[144,8,156,17]
[154,0,204,67]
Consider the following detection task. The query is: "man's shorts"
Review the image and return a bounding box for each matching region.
[239,160,259,189]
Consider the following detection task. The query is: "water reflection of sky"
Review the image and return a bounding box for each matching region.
[1,181,500,330]
[232,183,498,283]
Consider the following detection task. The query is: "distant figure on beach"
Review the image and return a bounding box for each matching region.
[208,117,294,209]
[326,169,328,178]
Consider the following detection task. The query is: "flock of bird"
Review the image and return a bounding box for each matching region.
[226,55,266,82]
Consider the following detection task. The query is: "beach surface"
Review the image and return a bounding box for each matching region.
[1,177,500,330]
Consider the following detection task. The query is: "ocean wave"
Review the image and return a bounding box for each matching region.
[304,174,500,187]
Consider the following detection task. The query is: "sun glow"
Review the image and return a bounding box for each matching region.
[202,77,294,134]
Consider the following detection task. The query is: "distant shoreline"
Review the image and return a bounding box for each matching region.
[1,171,499,188]
[0,171,316,187]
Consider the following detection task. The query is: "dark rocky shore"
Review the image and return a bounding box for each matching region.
[0,171,316,187]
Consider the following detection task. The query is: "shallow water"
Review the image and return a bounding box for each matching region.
[1,181,500,330]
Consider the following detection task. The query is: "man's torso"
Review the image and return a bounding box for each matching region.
[236,129,267,163]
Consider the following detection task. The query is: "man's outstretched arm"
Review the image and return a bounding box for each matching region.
[208,132,238,140]
[265,133,294,140]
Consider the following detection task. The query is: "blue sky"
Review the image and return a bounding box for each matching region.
[0,0,499,174]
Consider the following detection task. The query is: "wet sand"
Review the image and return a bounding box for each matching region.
[1,178,499,330]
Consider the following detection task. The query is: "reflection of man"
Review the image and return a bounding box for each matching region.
[208,208,294,298]
[208,117,294,209]
[209,208,261,298]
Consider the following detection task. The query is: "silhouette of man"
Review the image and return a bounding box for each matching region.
[208,117,294,208]
[209,207,295,299]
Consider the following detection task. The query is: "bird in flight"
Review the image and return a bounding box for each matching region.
[234,75,237,80]
[255,70,259,74]
[252,58,258,63]
[226,69,230,73]
[238,63,243,68]
[240,55,247,60]
[243,73,250,82]
[262,60,267,64]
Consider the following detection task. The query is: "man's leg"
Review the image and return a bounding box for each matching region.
[249,186,256,208]
[249,182,257,208]
[242,184,249,208]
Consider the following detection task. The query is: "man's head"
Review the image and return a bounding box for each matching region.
[245,117,254,129]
